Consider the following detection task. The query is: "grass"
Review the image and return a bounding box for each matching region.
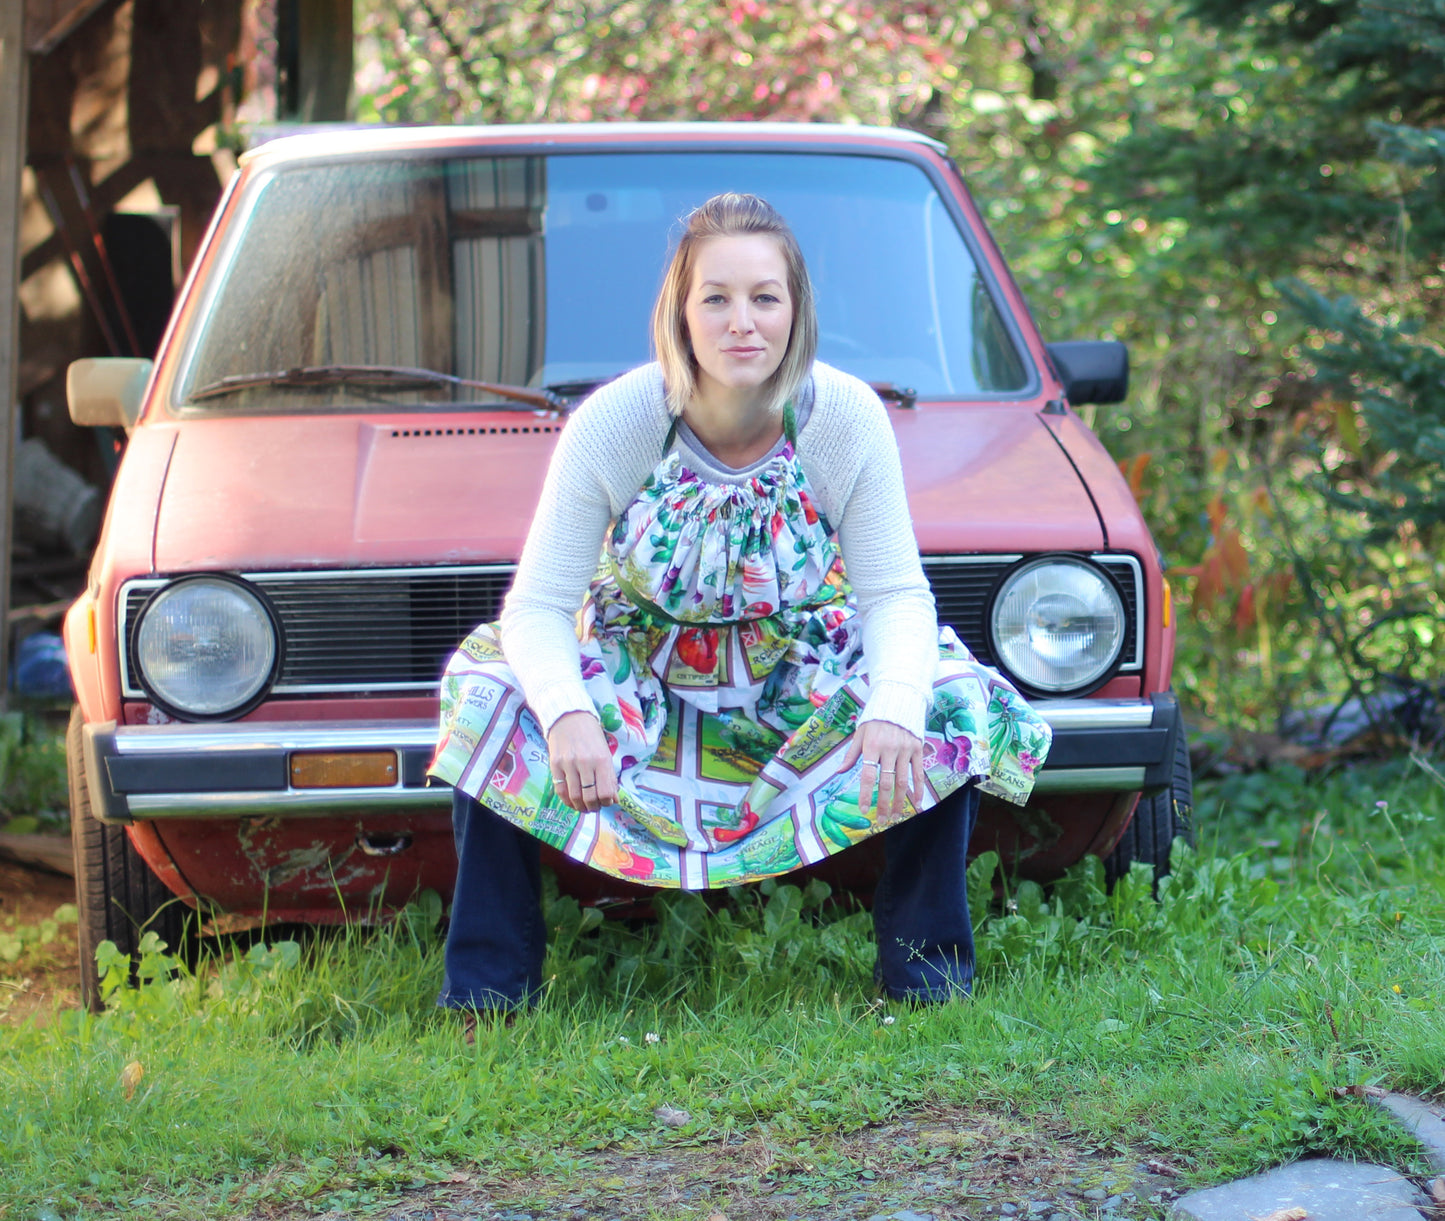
[1,750,1443,1219]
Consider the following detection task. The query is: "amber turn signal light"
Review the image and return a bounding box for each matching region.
[290,750,398,789]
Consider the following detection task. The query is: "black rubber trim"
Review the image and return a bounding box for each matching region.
[1043,728,1171,769]
[1036,421,1110,547]
[1036,693,1183,794]
[1143,692,1184,793]
[82,721,131,824]
[105,751,288,794]
[401,749,434,788]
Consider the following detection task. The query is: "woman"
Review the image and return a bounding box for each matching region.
[429,193,1051,1018]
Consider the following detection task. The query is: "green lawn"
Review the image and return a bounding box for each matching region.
[2,752,1442,1218]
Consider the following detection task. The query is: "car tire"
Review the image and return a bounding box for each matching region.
[1105,720,1195,886]
[68,705,189,1010]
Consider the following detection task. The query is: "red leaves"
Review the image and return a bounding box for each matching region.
[1175,477,1293,639]
[1233,583,1256,634]
[1117,451,1153,499]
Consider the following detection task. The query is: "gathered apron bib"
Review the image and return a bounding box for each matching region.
[430,412,1052,888]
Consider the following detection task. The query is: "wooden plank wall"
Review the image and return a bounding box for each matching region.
[7,1,243,668]
[2,5,33,699]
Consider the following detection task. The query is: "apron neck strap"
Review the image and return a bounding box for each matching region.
[663,398,797,458]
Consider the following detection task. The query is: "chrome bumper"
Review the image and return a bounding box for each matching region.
[83,694,1181,824]
[1029,693,1181,793]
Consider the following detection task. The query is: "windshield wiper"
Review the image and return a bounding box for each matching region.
[869,382,918,410]
[188,364,569,411]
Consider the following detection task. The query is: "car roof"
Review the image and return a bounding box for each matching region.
[238,121,947,170]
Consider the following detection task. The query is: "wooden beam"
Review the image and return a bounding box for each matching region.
[24,0,117,55]
[1,9,30,702]
[277,0,353,121]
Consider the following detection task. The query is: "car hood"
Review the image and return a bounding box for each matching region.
[892,405,1103,553]
[153,415,568,570]
[152,405,1104,572]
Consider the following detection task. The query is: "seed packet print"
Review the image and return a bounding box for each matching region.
[430,440,1053,888]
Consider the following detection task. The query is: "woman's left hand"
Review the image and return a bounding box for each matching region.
[842,720,925,820]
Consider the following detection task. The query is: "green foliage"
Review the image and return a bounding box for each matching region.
[1282,285,1445,540]
[0,903,77,974]
[1085,0,1445,718]
[1264,282,1445,686]
[0,712,68,832]
[353,0,967,128]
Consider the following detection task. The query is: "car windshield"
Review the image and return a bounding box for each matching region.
[177,150,1030,412]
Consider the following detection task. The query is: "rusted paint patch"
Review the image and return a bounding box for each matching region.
[236,819,358,890]
[1007,801,1063,860]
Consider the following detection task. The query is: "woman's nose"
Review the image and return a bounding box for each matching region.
[729,302,754,333]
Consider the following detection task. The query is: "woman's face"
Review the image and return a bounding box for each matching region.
[683,233,794,407]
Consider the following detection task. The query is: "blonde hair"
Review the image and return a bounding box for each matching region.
[650,193,818,417]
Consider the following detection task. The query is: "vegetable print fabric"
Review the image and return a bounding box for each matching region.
[429,442,1052,889]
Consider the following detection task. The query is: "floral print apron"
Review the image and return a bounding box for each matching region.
[429,417,1052,889]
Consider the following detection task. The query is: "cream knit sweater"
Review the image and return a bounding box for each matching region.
[499,360,940,739]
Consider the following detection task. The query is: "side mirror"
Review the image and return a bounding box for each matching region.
[1045,341,1129,405]
[67,357,153,431]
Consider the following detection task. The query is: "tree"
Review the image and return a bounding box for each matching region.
[1091,0,1445,724]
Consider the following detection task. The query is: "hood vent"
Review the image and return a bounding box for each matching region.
[390,423,564,439]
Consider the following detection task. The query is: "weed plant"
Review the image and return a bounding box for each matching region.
[2,755,1442,1218]
[0,712,68,835]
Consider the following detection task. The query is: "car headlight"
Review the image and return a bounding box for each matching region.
[989,556,1126,695]
[132,576,280,718]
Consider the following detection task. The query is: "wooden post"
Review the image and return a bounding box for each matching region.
[277,0,353,121]
[0,6,31,704]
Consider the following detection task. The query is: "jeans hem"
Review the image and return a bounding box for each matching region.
[436,993,535,1013]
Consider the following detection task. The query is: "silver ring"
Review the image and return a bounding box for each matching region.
[881,768,896,774]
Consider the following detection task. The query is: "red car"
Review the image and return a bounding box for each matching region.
[64,123,1190,1006]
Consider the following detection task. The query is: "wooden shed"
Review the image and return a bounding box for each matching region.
[0,0,352,695]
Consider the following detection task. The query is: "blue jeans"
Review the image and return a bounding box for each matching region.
[872,781,980,1001]
[438,781,981,1011]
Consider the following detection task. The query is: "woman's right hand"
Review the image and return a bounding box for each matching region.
[546,711,618,812]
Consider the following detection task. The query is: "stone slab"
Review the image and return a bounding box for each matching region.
[1171,1158,1427,1220]
[1372,1091,1445,1175]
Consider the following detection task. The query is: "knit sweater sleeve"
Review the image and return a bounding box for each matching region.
[800,364,938,738]
[498,366,670,733]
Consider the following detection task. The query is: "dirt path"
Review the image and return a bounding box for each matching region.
[0,856,80,1023]
[251,1108,1188,1220]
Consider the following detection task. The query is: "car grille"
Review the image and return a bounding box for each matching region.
[120,567,516,695]
[120,555,1141,698]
